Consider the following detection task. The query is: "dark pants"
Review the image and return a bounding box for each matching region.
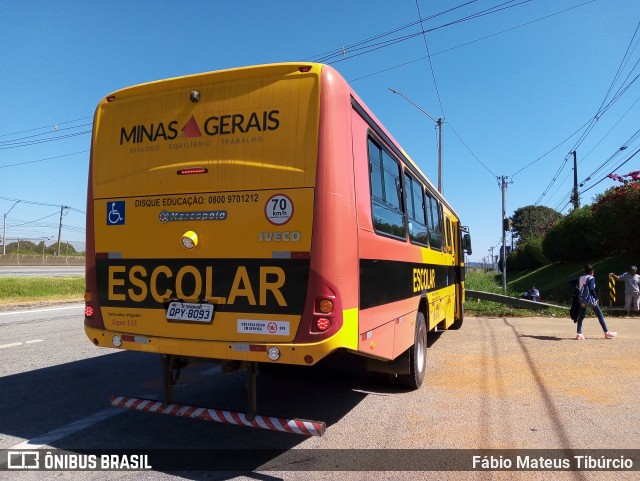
[576,303,609,334]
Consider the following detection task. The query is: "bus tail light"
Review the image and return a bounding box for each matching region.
[318,299,333,314]
[295,269,343,342]
[84,290,94,318]
[315,318,331,331]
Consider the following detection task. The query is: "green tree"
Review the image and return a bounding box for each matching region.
[542,206,599,262]
[4,240,39,255]
[508,236,547,271]
[4,240,79,255]
[511,205,562,246]
[591,172,640,255]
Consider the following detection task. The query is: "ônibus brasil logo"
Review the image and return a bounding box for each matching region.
[119,110,280,145]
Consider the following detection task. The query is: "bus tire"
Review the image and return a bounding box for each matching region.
[398,311,427,389]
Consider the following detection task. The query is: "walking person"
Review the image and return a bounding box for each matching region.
[575,264,617,340]
[609,266,640,316]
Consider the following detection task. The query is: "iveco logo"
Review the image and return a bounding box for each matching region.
[259,231,301,242]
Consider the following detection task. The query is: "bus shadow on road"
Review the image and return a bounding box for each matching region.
[0,348,404,475]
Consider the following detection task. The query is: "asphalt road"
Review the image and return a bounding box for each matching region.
[0,266,84,277]
[0,306,638,480]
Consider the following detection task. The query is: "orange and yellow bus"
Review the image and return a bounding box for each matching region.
[84,63,471,405]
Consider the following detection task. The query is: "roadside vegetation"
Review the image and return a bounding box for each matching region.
[466,254,632,317]
[0,277,84,305]
[1,240,83,256]
[505,171,638,271]
[467,171,639,317]
[464,269,567,318]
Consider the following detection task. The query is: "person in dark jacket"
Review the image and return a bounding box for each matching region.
[575,264,617,340]
[569,278,581,323]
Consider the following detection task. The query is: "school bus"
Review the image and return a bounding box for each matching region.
[84,63,471,419]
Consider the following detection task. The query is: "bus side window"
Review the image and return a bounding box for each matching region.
[368,138,406,240]
[425,193,442,250]
[403,172,428,246]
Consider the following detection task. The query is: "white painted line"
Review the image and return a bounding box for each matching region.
[0,304,83,317]
[0,342,23,349]
[25,339,45,344]
[10,407,124,450]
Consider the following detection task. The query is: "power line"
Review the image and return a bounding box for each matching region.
[312,0,539,66]
[415,0,446,118]
[446,122,497,178]
[348,1,595,82]
[0,130,91,151]
[0,123,92,147]
[303,0,481,63]
[579,146,640,196]
[0,150,89,169]
[9,211,60,227]
[0,196,83,212]
[529,19,640,206]
[0,116,92,139]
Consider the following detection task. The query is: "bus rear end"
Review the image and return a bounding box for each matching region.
[85,63,351,366]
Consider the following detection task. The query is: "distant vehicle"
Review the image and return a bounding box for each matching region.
[84,63,471,424]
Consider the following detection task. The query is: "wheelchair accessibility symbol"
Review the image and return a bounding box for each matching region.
[107,201,125,225]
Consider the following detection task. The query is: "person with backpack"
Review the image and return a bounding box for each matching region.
[575,264,617,340]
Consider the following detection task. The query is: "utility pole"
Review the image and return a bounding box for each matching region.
[437,117,443,194]
[56,205,69,256]
[501,176,508,293]
[2,200,20,255]
[572,151,580,210]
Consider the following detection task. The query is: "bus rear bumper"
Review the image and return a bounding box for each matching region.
[84,323,358,366]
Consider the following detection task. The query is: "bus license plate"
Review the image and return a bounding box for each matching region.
[166,302,214,323]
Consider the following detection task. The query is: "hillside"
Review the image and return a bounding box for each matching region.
[506,254,634,305]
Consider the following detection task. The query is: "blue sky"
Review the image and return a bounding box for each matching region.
[1,0,638,262]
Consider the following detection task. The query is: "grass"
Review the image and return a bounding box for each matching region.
[0,277,84,304]
[507,254,630,303]
[464,269,566,317]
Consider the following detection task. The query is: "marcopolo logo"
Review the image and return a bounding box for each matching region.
[159,210,227,223]
[120,110,280,145]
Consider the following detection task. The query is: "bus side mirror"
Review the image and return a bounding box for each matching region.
[462,233,472,255]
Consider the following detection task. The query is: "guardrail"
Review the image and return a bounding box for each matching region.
[466,290,569,310]
[0,254,85,266]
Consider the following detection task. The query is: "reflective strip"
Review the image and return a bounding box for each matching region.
[109,395,325,437]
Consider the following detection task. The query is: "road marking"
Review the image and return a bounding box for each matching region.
[0,304,83,317]
[9,408,123,449]
[9,393,157,449]
[0,339,45,349]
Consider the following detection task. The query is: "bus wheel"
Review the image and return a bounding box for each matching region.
[398,312,427,389]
